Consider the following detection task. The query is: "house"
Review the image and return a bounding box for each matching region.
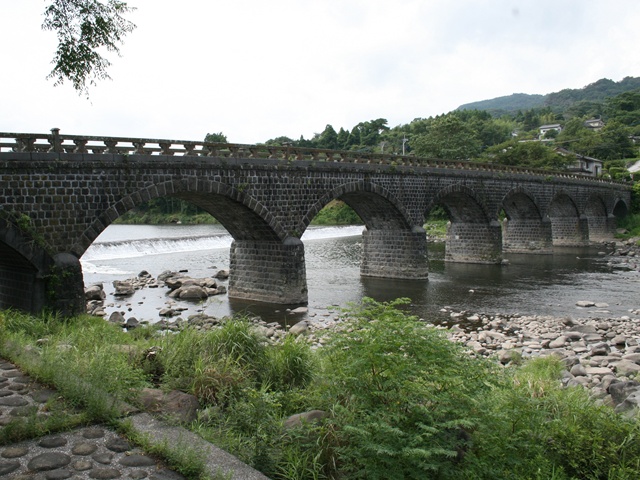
[539,124,563,137]
[584,118,605,130]
[555,147,603,176]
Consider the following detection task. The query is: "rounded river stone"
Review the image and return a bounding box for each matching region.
[28,452,71,471]
[2,446,29,458]
[0,460,20,475]
[39,437,68,448]
[92,452,114,464]
[72,442,98,455]
[73,459,93,471]
[45,469,73,479]
[119,454,156,467]
[89,467,121,479]
[0,396,28,407]
[83,427,105,439]
[105,437,131,453]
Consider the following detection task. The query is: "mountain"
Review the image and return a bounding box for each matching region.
[457,76,640,116]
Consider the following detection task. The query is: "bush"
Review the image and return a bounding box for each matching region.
[318,298,499,479]
[459,356,640,479]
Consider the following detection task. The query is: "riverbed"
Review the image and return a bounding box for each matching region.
[81,224,640,325]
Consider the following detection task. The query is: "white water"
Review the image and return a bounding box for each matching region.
[82,224,364,274]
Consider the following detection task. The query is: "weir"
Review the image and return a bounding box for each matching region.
[0,131,632,315]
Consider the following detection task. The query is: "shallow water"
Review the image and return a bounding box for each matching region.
[81,224,640,325]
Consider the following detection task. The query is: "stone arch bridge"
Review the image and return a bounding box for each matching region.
[0,130,632,315]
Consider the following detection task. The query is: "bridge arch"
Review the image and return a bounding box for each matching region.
[301,181,427,279]
[583,194,612,242]
[547,192,588,246]
[428,184,502,263]
[300,181,414,233]
[75,179,286,257]
[75,179,304,305]
[499,187,552,253]
[0,217,51,313]
[613,198,629,219]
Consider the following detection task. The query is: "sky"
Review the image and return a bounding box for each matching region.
[2,1,640,145]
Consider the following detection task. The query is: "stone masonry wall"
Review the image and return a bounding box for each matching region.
[228,239,307,304]
[360,229,429,279]
[502,218,553,253]
[0,150,632,313]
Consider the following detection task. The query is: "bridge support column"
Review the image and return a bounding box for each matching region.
[360,227,429,279]
[550,216,589,246]
[502,218,553,253]
[228,237,308,305]
[47,253,86,317]
[445,221,502,264]
[587,214,615,242]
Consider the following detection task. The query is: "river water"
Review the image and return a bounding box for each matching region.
[81,224,640,325]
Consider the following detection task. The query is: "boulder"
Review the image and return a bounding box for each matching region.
[576,300,596,308]
[137,388,200,424]
[85,284,105,301]
[177,286,209,300]
[615,360,640,376]
[108,311,125,324]
[289,321,309,336]
[608,380,640,404]
[113,280,135,296]
[284,410,328,429]
[214,269,230,279]
[548,336,567,349]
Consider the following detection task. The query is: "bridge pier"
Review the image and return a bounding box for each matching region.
[550,215,589,246]
[228,237,308,305]
[502,217,553,253]
[445,221,503,263]
[586,214,616,242]
[360,227,429,279]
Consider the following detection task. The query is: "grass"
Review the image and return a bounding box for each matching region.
[616,212,640,241]
[3,302,640,479]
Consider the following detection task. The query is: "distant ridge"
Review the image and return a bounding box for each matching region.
[458,93,545,114]
[456,76,640,115]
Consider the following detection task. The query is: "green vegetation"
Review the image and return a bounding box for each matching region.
[311,200,361,225]
[116,199,363,226]
[3,301,640,479]
[261,77,640,172]
[42,0,136,96]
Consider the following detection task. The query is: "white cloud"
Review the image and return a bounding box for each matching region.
[2,1,639,143]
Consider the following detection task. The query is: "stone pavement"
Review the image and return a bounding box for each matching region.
[0,358,269,479]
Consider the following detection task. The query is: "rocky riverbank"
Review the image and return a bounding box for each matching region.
[83,237,640,412]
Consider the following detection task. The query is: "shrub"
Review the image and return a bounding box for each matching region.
[318,298,499,479]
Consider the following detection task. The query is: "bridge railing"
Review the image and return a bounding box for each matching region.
[0,129,629,185]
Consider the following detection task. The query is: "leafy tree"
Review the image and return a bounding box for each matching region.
[42,0,136,96]
[411,114,482,160]
[483,139,571,170]
[316,124,339,149]
[204,132,228,143]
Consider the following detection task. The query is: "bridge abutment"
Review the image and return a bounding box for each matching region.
[445,221,503,263]
[502,218,553,253]
[48,253,86,317]
[360,227,429,279]
[228,238,308,305]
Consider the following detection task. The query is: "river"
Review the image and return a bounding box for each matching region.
[81,224,640,325]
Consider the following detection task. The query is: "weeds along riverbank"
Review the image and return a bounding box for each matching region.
[3,299,640,480]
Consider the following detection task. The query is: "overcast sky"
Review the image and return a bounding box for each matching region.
[2,1,640,144]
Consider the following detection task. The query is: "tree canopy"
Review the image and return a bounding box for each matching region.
[42,0,136,96]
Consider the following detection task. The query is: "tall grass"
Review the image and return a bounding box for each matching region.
[3,304,640,479]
